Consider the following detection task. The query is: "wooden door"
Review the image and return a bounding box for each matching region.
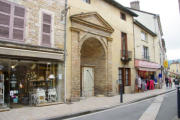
[82,67,94,97]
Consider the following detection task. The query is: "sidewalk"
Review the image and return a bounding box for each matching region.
[0,86,176,120]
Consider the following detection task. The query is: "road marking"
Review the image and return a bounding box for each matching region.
[138,94,165,120]
[65,97,154,120]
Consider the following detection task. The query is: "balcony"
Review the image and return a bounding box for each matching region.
[121,50,132,63]
[142,55,150,61]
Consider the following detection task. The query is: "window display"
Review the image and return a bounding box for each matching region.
[0,59,61,108]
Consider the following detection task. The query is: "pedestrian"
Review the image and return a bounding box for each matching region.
[147,79,150,90]
[138,76,142,92]
[149,79,154,90]
[142,79,146,92]
[165,77,169,88]
[168,77,172,88]
[154,77,158,89]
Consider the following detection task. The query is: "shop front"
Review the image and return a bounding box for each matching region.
[0,57,63,109]
[135,60,161,92]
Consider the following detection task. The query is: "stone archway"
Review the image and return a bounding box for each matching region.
[80,37,107,96]
[70,12,114,101]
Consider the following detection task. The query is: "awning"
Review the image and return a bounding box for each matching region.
[138,67,159,72]
[135,59,161,69]
[0,47,64,61]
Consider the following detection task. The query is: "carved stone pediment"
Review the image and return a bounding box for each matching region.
[70,12,114,33]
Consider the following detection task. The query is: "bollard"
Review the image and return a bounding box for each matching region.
[177,87,180,118]
[120,84,123,103]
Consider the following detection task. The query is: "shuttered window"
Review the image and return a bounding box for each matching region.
[0,0,25,41]
[42,13,51,46]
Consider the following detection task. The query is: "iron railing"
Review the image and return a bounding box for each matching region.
[121,50,132,62]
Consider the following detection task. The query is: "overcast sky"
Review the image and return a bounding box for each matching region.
[115,0,180,60]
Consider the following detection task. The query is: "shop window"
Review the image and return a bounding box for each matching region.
[0,59,61,107]
[120,12,126,21]
[82,0,90,4]
[0,0,25,41]
[41,13,52,47]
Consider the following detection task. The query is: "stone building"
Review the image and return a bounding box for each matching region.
[129,1,166,88]
[169,62,180,77]
[0,0,65,108]
[65,0,137,101]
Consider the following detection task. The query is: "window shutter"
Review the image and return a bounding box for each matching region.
[0,1,10,38]
[14,18,24,28]
[128,69,131,86]
[42,13,51,46]
[13,6,25,41]
[0,13,10,25]
[0,1,11,14]
[0,26,9,38]
[14,6,25,17]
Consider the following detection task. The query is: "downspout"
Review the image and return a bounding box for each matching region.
[132,19,136,92]
[64,0,68,103]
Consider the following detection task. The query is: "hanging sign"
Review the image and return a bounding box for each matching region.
[163,60,168,68]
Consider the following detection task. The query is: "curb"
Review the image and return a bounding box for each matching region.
[47,88,176,120]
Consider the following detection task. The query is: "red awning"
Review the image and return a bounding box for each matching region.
[135,60,161,69]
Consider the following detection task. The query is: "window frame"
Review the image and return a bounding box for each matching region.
[39,9,54,48]
[82,0,91,4]
[41,12,52,47]
[0,0,26,42]
[120,12,126,21]
[143,46,149,60]
[121,32,128,57]
[118,68,131,87]
[141,31,147,41]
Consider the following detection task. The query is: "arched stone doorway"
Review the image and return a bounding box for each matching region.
[70,12,114,101]
[80,37,107,97]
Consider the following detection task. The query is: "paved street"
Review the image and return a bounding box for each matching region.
[61,91,178,120]
[64,98,154,120]
[0,86,175,120]
[156,91,177,120]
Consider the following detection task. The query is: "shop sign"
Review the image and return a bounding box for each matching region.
[163,60,168,68]
[158,73,162,78]
[135,60,161,69]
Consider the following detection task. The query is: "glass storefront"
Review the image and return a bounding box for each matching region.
[0,58,63,108]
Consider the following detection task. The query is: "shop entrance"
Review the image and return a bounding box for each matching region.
[0,59,60,108]
[80,38,107,96]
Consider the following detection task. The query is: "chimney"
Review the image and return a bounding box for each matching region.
[130,1,140,10]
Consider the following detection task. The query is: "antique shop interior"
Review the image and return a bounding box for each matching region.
[0,58,62,108]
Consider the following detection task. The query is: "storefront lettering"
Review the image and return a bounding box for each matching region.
[135,60,160,69]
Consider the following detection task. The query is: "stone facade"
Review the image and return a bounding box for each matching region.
[69,12,113,100]
[66,0,136,101]
[0,0,65,102]
[1,0,65,53]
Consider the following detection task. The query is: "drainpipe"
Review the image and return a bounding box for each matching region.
[132,19,136,92]
[64,0,68,103]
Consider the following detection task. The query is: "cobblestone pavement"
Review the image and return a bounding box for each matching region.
[0,86,175,120]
